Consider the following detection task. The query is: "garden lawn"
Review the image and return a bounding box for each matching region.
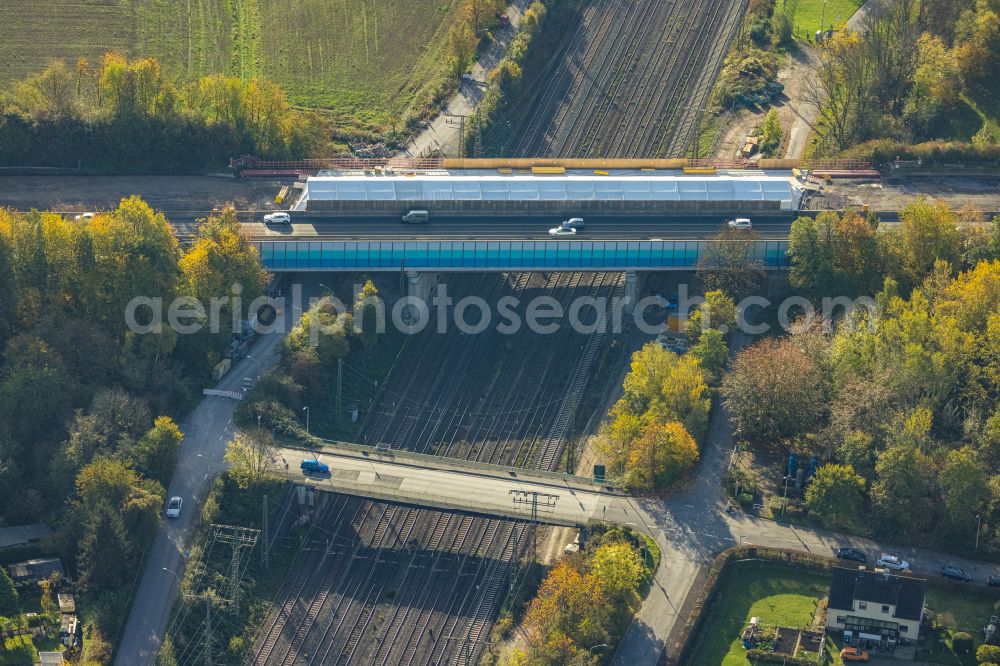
[0,0,461,133]
[778,0,865,38]
[688,561,829,666]
[916,582,1000,666]
[0,635,37,665]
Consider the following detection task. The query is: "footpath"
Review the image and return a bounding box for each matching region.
[404,0,532,157]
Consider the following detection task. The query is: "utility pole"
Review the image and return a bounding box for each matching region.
[204,596,212,666]
[262,496,269,571]
[976,513,983,551]
[509,490,558,562]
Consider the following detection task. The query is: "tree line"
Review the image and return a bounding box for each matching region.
[235,280,384,441]
[0,52,325,172]
[0,200,266,661]
[722,204,1000,549]
[810,0,1000,155]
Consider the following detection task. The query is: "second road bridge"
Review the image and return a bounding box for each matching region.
[275,442,635,527]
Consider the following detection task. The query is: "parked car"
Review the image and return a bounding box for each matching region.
[401,210,429,223]
[840,647,869,662]
[300,459,330,475]
[549,226,577,237]
[987,575,1000,587]
[941,565,971,582]
[835,547,867,563]
[561,217,585,229]
[73,212,96,222]
[877,554,910,571]
[727,217,752,229]
[264,212,291,224]
[166,496,183,518]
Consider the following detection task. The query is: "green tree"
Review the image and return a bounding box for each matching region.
[225,428,279,489]
[697,226,765,299]
[75,457,164,547]
[939,446,990,538]
[179,208,268,323]
[805,464,867,529]
[691,327,729,383]
[0,565,19,616]
[134,416,183,485]
[759,108,783,156]
[723,339,827,446]
[788,210,882,299]
[687,290,737,342]
[888,199,961,288]
[78,499,131,591]
[285,299,351,366]
[626,420,699,491]
[354,279,381,349]
[588,540,646,601]
[904,33,960,135]
[871,443,935,536]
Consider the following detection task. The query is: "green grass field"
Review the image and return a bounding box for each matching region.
[0,0,460,132]
[688,562,830,666]
[777,0,865,38]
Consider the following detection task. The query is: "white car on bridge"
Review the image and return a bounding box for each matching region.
[264,212,291,225]
[549,225,577,237]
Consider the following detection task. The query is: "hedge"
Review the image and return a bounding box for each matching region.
[839,139,1000,169]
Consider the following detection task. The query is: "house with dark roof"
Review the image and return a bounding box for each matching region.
[827,567,926,651]
[6,558,65,584]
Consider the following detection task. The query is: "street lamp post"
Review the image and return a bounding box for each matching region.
[162,567,181,594]
[246,354,262,380]
[303,406,310,435]
[976,513,983,551]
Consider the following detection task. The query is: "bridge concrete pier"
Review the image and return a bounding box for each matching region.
[623,270,642,314]
[405,270,438,303]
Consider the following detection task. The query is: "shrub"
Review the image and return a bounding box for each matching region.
[978,644,1000,663]
[954,631,975,654]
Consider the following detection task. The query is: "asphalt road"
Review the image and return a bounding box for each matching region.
[247,215,801,240]
[113,289,306,666]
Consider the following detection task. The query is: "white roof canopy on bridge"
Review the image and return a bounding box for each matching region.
[302,173,805,209]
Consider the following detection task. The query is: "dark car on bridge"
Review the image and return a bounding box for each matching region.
[300,459,330,475]
[835,547,867,563]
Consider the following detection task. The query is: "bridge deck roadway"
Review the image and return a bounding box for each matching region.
[274,444,632,527]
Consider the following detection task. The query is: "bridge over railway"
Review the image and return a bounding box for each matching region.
[274,442,633,528]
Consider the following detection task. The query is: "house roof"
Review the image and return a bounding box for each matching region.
[0,523,52,548]
[828,567,926,622]
[6,558,65,582]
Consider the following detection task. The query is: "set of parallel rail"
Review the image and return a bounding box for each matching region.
[248,273,621,665]
[504,0,746,158]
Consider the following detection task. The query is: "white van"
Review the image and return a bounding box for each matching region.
[562,217,584,229]
[402,210,429,224]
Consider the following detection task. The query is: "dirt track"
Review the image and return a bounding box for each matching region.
[0,174,287,213]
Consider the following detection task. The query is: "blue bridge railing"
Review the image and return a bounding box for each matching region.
[255,239,789,272]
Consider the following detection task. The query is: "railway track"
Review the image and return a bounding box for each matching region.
[501,0,744,158]
[249,273,622,665]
